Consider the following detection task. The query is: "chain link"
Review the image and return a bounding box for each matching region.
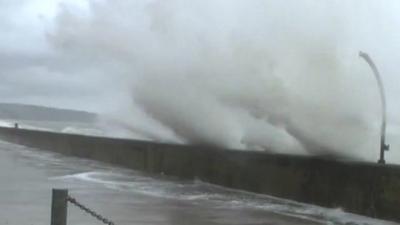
[67,195,115,225]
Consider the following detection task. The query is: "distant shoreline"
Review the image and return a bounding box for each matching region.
[0,103,97,123]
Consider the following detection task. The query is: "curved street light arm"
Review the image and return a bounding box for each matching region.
[359,51,389,164]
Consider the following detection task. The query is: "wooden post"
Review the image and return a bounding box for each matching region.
[51,189,68,225]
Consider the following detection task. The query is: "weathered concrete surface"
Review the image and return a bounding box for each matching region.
[0,127,399,222]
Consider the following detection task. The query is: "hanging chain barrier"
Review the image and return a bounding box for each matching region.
[67,195,116,225]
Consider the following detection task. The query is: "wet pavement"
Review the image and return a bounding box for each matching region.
[0,140,397,225]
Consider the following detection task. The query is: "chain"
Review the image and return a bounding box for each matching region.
[67,196,115,225]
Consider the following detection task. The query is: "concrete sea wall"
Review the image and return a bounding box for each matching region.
[0,127,399,222]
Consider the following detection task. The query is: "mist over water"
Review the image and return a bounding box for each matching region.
[48,0,400,161]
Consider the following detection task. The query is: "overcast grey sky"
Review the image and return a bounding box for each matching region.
[1,0,400,161]
[0,0,112,111]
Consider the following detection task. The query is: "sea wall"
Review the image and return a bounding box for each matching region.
[0,127,399,222]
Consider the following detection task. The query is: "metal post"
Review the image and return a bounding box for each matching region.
[51,189,68,225]
[359,51,390,164]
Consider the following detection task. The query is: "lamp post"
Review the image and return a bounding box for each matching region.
[359,51,389,164]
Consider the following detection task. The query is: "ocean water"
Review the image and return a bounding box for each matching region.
[0,119,102,133]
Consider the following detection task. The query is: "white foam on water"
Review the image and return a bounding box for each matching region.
[0,119,54,132]
[61,126,105,136]
[51,171,212,200]
[194,180,398,225]
[19,124,53,132]
[0,120,13,128]
[51,170,398,225]
[1,119,104,137]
